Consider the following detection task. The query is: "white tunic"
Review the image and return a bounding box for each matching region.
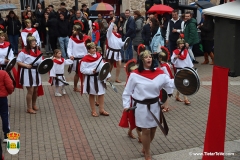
[80,53,111,95]
[106,22,125,61]
[16,50,42,86]
[122,71,175,128]
[21,28,41,47]
[67,36,87,71]
[171,49,193,69]
[160,63,174,94]
[0,43,14,66]
[49,59,73,86]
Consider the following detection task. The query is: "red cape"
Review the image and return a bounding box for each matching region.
[161,63,174,79]
[0,41,10,48]
[133,68,164,80]
[78,52,102,95]
[70,36,84,44]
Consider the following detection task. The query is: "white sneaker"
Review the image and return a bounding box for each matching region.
[3,139,8,143]
[55,93,62,97]
[62,89,66,95]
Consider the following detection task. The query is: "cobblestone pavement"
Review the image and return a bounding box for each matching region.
[2,55,240,160]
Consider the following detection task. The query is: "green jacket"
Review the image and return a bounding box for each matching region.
[184,18,200,46]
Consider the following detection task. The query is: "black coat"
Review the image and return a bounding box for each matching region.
[5,17,21,35]
[141,23,151,45]
[199,18,214,41]
[123,16,136,40]
[46,15,59,37]
[57,19,70,37]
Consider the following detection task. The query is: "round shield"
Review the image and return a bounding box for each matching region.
[123,37,131,51]
[99,62,110,81]
[160,89,168,104]
[5,57,16,73]
[37,58,53,74]
[174,68,200,95]
[125,59,137,75]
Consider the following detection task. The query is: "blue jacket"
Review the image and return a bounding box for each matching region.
[124,16,136,40]
[150,27,164,53]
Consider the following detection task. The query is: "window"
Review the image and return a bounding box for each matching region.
[20,0,40,11]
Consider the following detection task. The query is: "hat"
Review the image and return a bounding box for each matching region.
[139,50,152,60]
[27,35,36,43]
[74,20,84,31]
[86,42,96,49]
[24,19,31,26]
[177,38,185,45]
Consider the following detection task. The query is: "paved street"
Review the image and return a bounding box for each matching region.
[2,54,240,160]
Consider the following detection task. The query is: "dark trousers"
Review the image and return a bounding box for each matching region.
[8,34,19,54]
[0,97,10,138]
[49,36,58,52]
[169,40,177,56]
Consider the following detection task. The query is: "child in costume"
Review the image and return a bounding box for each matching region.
[171,38,193,105]
[49,49,73,96]
[21,19,41,48]
[80,42,110,117]
[91,22,100,46]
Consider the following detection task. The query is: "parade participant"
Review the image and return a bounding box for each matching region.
[91,22,100,46]
[16,35,43,114]
[21,19,41,49]
[106,17,125,83]
[122,50,174,160]
[171,38,193,105]
[0,31,14,70]
[80,42,110,117]
[0,70,14,142]
[49,49,73,96]
[67,22,87,92]
[158,49,174,112]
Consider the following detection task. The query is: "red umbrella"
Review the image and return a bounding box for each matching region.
[147,5,173,14]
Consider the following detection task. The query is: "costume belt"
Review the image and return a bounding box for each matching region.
[20,66,39,87]
[106,47,121,64]
[68,57,82,73]
[54,74,65,86]
[132,97,169,136]
[86,72,99,94]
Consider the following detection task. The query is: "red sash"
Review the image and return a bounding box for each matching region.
[78,52,102,95]
[22,28,37,33]
[113,32,121,38]
[70,36,84,44]
[0,42,10,48]
[53,58,64,65]
[133,68,164,80]
[21,48,41,57]
[174,49,188,60]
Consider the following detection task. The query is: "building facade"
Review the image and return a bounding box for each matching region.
[0,0,220,19]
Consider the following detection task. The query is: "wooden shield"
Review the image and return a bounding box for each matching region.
[5,57,16,73]
[37,58,53,74]
[99,62,110,81]
[123,37,131,51]
[174,68,200,95]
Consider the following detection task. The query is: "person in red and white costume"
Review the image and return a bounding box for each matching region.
[122,50,175,160]
[67,23,88,92]
[80,42,110,117]
[16,36,43,114]
[158,51,174,112]
[0,31,14,70]
[106,17,125,83]
[171,38,193,105]
[21,19,41,49]
[49,49,73,97]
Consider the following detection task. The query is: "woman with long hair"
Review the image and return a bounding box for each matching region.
[22,11,38,29]
[16,35,43,114]
[122,50,174,160]
[5,10,21,55]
